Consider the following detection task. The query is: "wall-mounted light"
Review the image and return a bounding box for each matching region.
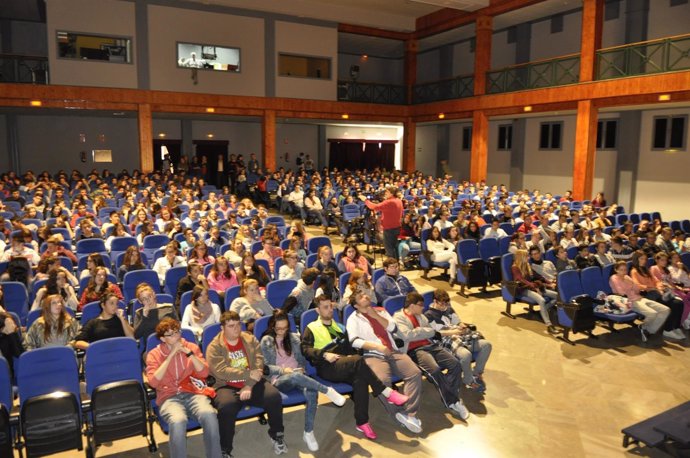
[158,133,166,138]
[438,113,445,119]
[206,107,215,113]
[523,106,533,112]
[207,133,214,138]
[658,94,671,101]
[30,100,42,107]
[341,114,349,119]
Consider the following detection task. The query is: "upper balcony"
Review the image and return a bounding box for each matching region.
[0,54,49,84]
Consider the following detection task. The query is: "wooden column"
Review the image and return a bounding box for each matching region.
[262,110,276,172]
[404,39,418,104]
[572,100,598,200]
[469,110,488,183]
[403,118,416,173]
[473,15,493,96]
[137,103,153,173]
[580,0,604,82]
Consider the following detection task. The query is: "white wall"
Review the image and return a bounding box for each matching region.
[276,123,319,170]
[522,115,575,194]
[148,5,264,96]
[46,0,138,88]
[648,1,690,40]
[448,123,471,181]
[415,125,438,176]
[487,120,511,187]
[634,107,690,221]
[274,21,337,101]
[338,54,403,85]
[15,114,140,173]
[191,120,262,158]
[491,30,516,69]
[601,9,626,48]
[529,11,582,61]
[452,40,474,76]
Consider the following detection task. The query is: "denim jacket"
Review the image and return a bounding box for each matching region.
[260,332,308,377]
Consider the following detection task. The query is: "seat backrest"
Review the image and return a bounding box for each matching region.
[1,282,28,324]
[253,315,297,341]
[110,236,138,252]
[251,241,263,255]
[265,279,297,309]
[224,285,242,311]
[76,238,107,255]
[255,258,271,280]
[0,357,11,410]
[17,346,80,406]
[299,309,318,334]
[580,266,608,298]
[84,337,142,395]
[557,270,584,302]
[123,269,160,303]
[164,266,188,296]
[306,253,318,268]
[478,237,500,261]
[383,295,406,316]
[338,272,352,297]
[201,323,221,352]
[457,239,480,263]
[307,236,331,255]
[142,234,170,249]
[501,253,514,282]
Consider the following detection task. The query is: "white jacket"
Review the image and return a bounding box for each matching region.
[346,308,399,357]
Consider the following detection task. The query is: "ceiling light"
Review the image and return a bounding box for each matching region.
[207,133,214,138]
[158,133,166,138]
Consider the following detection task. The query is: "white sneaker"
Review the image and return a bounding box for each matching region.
[303,431,319,452]
[449,400,470,420]
[394,412,422,433]
[325,387,346,406]
[662,330,683,340]
[672,329,686,339]
[682,318,690,330]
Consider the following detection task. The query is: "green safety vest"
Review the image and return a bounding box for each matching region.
[307,318,345,350]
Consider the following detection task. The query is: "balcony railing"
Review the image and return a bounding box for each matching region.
[596,33,690,80]
[337,81,407,105]
[486,54,580,94]
[0,54,49,84]
[413,74,473,104]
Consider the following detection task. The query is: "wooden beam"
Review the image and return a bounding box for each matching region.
[572,100,597,200]
[579,0,604,83]
[415,0,547,39]
[403,118,416,172]
[469,110,488,182]
[138,103,153,173]
[263,110,276,173]
[338,23,410,41]
[473,15,493,96]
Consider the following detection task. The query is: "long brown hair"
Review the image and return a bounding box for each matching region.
[40,293,72,342]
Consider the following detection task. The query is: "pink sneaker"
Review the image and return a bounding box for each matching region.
[356,422,378,440]
[385,390,409,406]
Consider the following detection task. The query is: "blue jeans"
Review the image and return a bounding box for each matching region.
[159,392,222,458]
[273,371,327,432]
[398,239,421,260]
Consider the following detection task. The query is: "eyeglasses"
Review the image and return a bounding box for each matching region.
[162,330,180,337]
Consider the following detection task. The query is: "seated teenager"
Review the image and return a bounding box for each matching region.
[277,249,304,280]
[153,242,187,286]
[300,295,409,441]
[346,291,423,433]
[0,311,23,377]
[426,226,458,286]
[338,244,370,274]
[425,289,492,393]
[73,293,134,349]
[133,283,177,341]
[25,294,80,350]
[237,252,270,288]
[511,249,558,334]
[374,257,417,305]
[206,257,239,302]
[574,244,599,269]
[32,267,79,311]
[118,245,147,283]
[341,268,376,310]
[229,279,273,330]
[145,318,221,458]
[78,266,123,312]
[393,292,469,419]
[205,311,287,456]
[260,310,346,452]
[181,285,222,339]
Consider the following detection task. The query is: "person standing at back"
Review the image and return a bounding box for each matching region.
[361,186,403,260]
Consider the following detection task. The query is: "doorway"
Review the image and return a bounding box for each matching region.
[194,140,229,188]
[153,139,181,172]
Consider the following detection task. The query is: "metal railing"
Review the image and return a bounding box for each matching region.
[337,81,407,105]
[596,33,690,80]
[0,53,49,84]
[413,74,473,104]
[486,54,580,94]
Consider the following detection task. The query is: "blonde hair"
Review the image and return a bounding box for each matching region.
[513,249,532,277]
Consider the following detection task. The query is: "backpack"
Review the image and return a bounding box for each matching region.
[7,256,31,286]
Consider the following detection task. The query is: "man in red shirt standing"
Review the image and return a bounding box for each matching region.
[361,186,403,260]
